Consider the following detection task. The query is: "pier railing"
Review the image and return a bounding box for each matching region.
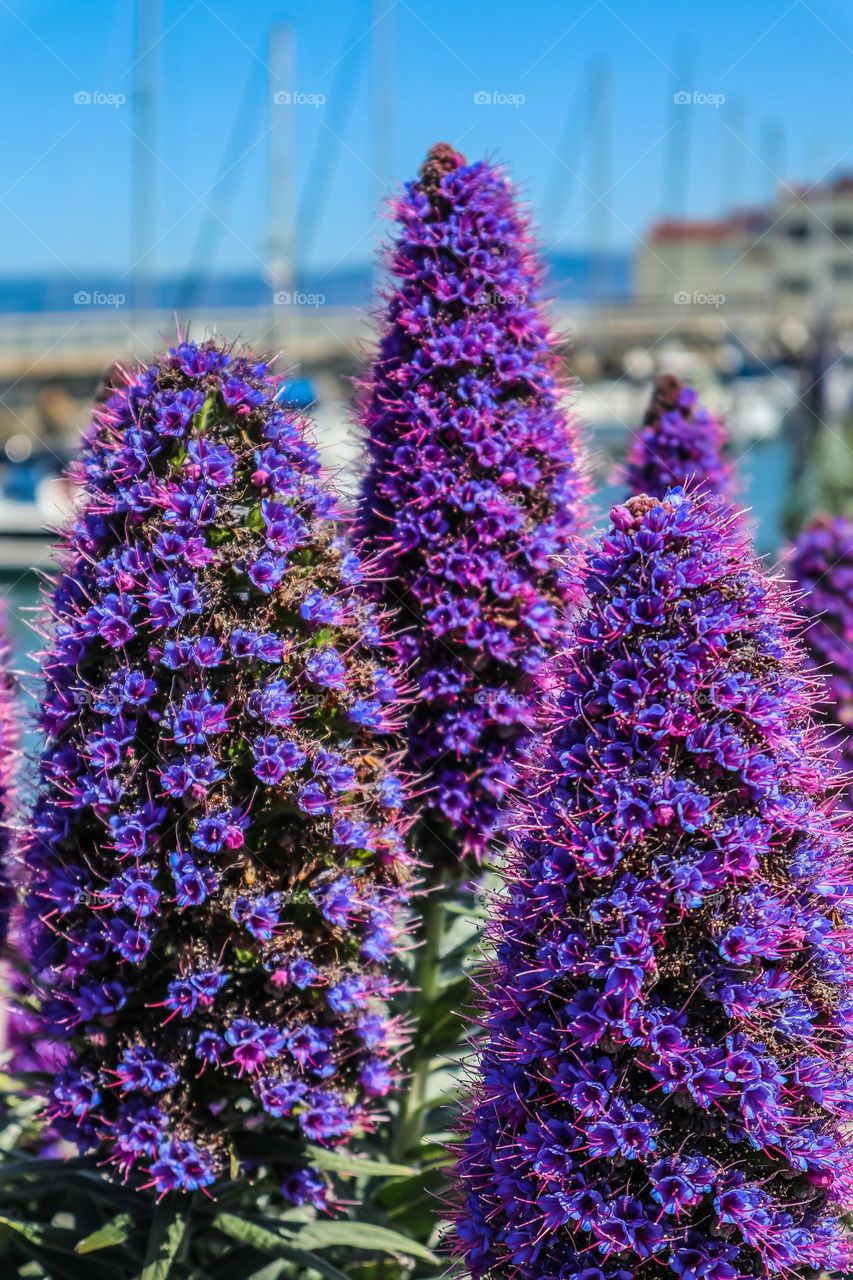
[0,296,840,382]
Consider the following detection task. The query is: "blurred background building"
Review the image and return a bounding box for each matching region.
[637,175,853,313]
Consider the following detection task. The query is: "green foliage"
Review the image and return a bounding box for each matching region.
[0,1146,441,1279]
[345,875,488,1278]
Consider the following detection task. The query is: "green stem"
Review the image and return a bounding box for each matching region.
[392,886,446,1162]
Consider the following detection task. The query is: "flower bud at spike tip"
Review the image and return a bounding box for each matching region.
[454,488,853,1279]
[20,338,414,1200]
[789,513,853,808]
[355,143,587,867]
[625,373,732,502]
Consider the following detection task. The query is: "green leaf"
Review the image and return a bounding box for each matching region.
[228,1131,306,1164]
[75,1212,135,1254]
[442,898,488,919]
[412,1138,455,1164]
[245,503,265,531]
[196,1246,287,1280]
[0,1214,77,1247]
[66,1168,148,1211]
[415,974,471,1054]
[140,1203,188,1280]
[9,1247,113,1280]
[227,1132,417,1179]
[256,1247,348,1280]
[293,1219,439,1264]
[436,971,476,1004]
[0,1155,71,1182]
[307,1147,417,1179]
[207,526,235,545]
[195,392,217,436]
[375,1164,449,1208]
[441,935,483,972]
[0,1220,116,1280]
[212,1213,291,1253]
[212,1215,350,1280]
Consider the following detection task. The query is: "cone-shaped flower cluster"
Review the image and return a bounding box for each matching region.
[355,143,586,865]
[790,514,853,808]
[22,339,413,1197]
[455,490,853,1279]
[625,373,731,501]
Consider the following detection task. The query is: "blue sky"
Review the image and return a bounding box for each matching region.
[2,0,853,278]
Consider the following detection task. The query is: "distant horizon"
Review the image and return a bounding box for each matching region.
[0,250,634,313]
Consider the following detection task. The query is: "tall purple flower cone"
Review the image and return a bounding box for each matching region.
[625,373,732,501]
[355,143,586,868]
[789,513,853,808]
[20,338,414,1201]
[454,490,853,1279]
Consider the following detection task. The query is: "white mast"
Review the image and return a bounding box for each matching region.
[132,0,161,313]
[269,21,295,349]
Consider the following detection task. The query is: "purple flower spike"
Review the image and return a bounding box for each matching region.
[454,490,853,1279]
[625,372,732,501]
[355,143,586,866]
[789,513,853,806]
[19,338,414,1199]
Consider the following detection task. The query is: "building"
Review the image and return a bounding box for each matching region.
[636,175,853,317]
